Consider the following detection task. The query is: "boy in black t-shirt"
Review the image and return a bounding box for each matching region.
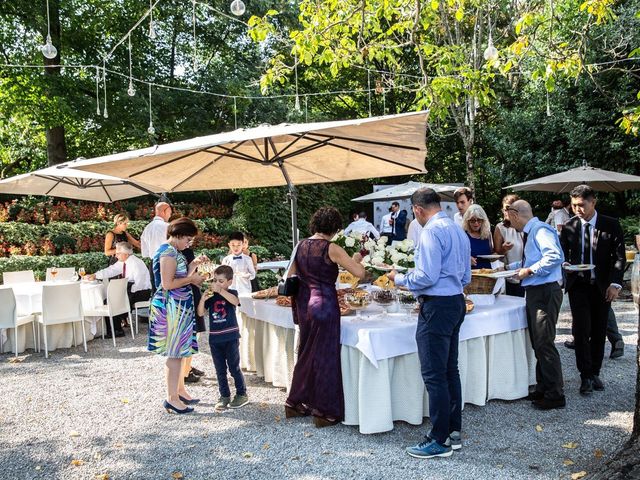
[197,265,248,410]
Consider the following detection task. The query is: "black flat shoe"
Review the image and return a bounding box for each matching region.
[564,340,575,350]
[163,400,194,414]
[190,367,205,377]
[184,372,200,383]
[525,391,544,402]
[592,375,605,391]
[179,395,200,405]
[610,340,624,359]
[532,396,566,410]
[580,378,593,396]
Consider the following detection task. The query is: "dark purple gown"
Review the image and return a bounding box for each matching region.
[286,239,343,421]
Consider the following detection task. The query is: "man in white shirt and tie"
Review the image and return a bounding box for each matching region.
[379,207,394,243]
[88,242,152,338]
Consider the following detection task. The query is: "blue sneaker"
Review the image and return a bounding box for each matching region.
[406,438,453,459]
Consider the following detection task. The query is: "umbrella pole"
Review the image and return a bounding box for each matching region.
[279,162,299,248]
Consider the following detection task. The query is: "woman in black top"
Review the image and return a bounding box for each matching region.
[104,214,140,265]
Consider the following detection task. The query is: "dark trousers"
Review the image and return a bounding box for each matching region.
[607,308,622,345]
[505,281,525,298]
[416,294,465,445]
[210,339,246,398]
[525,282,564,399]
[128,287,152,307]
[568,280,609,378]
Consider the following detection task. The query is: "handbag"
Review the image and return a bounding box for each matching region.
[277,242,301,297]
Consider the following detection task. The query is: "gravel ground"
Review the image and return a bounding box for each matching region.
[1,297,637,480]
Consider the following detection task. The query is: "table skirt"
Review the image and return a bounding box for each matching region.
[239,313,297,390]
[341,328,536,434]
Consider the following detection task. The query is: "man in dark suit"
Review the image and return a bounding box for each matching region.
[391,202,407,241]
[560,185,625,396]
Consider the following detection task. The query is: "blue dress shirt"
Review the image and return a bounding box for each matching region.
[395,211,471,296]
[507,217,564,287]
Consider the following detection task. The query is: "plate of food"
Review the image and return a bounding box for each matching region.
[563,264,596,272]
[371,263,407,272]
[477,254,504,261]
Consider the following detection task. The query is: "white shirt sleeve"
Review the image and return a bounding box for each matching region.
[128,256,152,292]
[95,262,122,280]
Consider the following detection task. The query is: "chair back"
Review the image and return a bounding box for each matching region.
[0,288,17,328]
[3,270,35,285]
[41,283,83,326]
[45,267,76,282]
[107,278,131,317]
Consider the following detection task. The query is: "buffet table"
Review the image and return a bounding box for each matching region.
[238,294,536,433]
[0,280,106,354]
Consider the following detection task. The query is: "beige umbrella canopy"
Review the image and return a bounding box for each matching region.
[0,165,161,203]
[68,112,428,243]
[506,165,640,193]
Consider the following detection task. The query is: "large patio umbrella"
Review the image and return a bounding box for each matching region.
[506,165,640,193]
[67,112,429,244]
[352,181,462,202]
[0,165,161,203]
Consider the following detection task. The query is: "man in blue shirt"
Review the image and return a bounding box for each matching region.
[505,200,566,410]
[389,188,471,459]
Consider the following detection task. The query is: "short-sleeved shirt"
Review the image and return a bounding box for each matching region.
[205,289,240,344]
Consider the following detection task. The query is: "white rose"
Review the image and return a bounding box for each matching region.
[345,237,355,247]
[378,237,388,246]
[408,254,414,262]
[406,239,414,249]
[364,240,376,251]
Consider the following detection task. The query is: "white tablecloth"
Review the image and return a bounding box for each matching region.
[0,280,105,354]
[256,260,289,271]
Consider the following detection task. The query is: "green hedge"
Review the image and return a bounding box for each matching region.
[0,252,111,282]
[0,245,276,284]
[619,216,640,245]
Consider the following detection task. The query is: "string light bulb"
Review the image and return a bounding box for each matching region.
[147,84,155,136]
[483,32,499,61]
[149,0,157,39]
[127,35,136,96]
[41,0,57,59]
[230,0,246,16]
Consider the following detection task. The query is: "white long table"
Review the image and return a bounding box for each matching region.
[0,280,105,354]
[238,294,536,433]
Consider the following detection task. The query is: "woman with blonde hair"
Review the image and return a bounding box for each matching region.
[462,204,493,269]
[104,214,140,265]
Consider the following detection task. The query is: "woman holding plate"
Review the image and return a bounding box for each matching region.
[494,194,525,296]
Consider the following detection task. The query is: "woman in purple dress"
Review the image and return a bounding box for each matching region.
[285,207,366,427]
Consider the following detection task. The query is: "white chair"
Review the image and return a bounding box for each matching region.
[37,283,86,359]
[45,267,76,282]
[84,278,134,347]
[0,288,37,356]
[3,270,36,285]
[133,300,150,335]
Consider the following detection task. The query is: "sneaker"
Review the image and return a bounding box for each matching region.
[448,431,462,451]
[406,438,452,459]
[229,394,249,409]
[215,396,230,410]
[427,430,462,451]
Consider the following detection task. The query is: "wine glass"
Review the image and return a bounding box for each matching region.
[50,266,58,282]
[345,292,371,322]
[397,291,418,321]
[371,289,396,318]
[78,267,86,280]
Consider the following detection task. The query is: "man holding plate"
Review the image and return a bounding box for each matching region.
[560,185,625,396]
[388,188,471,459]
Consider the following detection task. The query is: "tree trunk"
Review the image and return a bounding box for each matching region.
[43,0,67,166]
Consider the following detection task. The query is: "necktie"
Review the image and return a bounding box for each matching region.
[583,223,592,280]
[521,231,528,266]
[233,255,243,260]
[122,262,127,279]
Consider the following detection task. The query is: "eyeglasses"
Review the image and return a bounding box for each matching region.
[469,218,484,224]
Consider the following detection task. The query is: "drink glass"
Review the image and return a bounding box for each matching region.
[345,292,371,322]
[78,267,86,280]
[50,267,58,281]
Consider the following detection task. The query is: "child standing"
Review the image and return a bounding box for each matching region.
[222,232,256,296]
[197,265,248,410]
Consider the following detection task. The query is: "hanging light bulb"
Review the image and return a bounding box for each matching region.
[127,35,136,96]
[294,95,301,112]
[41,0,57,59]
[149,0,157,39]
[483,32,499,61]
[103,105,109,119]
[41,35,57,59]
[230,0,246,16]
[147,122,155,135]
[128,81,136,97]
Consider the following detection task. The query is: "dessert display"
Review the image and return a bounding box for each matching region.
[472,268,496,275]
[373,274,395,289]
[252,286,279,299]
